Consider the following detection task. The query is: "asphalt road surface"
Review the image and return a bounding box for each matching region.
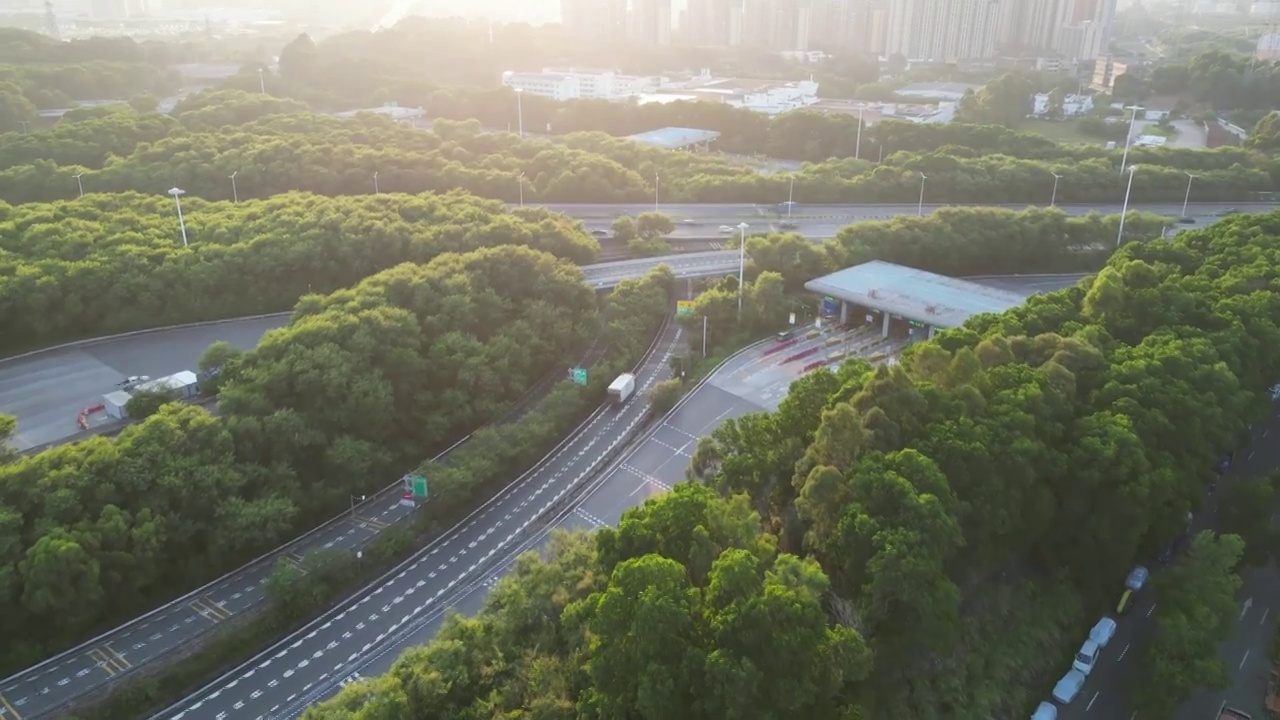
[148,318,686,720]
[0,267,1086,718]
[545,201,1273,223]
[1053,409,1280,720]
[258,322,876,716]
[0,253,742,453]
[0,316,288,451]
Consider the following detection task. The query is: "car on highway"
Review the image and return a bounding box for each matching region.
[718,225,735,233]
[1271,383,1280,400]
[681,218,699,225]
[779,220,798,229]
[1072,638,1102,675]
[1177,216,1196,224]
[590,229,608,237]
[1031,701,1058,720]
[1052,669,1086,704]
[117,375,150,389]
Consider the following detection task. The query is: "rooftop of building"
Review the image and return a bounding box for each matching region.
[332,104,426,121]
[897,82,982,96]
[625,126,721,150]
[804,260,1026,329]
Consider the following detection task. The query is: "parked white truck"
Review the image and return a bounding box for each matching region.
[608,373,636,404]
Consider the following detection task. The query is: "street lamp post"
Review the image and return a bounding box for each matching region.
[787,175,795,218]
[168,187,188,247]
[517,172,524,207]
[19,120,28,134]
[349,494,365,521]
[737,222,750,321]
[1119,105,1144,174]
[1116,165,1137,247]
[1180,171,1197,218]
[373,171,379,195]
[917,172,927,216]
[855,103,866,160]
[1050,172,1062,207]
[515,88,524,138]
[257,68,266,95]
[229,171,238,203]
[73,173,84,199]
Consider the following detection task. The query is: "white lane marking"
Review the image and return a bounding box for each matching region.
[1240,649,1251,670]
[1086,692,1099,711]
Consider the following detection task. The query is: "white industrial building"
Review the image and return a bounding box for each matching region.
[500,68,663,102]
[501,67,817,115]
[1031,92,1094,117]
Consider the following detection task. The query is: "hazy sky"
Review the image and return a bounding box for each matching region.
[412,0,690,25]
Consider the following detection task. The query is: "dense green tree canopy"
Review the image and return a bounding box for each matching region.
[0,233,606,675]
[0,87,1272,209]
[307,207,1280,719]
[0,191,597,355]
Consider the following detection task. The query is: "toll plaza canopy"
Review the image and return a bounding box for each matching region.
[804,260,1026,330]
[624,127,721,150]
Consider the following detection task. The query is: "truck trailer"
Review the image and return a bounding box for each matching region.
[608,373,636,404]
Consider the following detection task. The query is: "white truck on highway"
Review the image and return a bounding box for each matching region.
[608,373,636,405]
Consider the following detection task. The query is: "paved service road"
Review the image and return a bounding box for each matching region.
[151,318,686,720]
[0,316,288,451]
[543,201,1274,222]
[1055,409,1280,720]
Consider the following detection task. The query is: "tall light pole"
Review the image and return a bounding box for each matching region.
[855,103,866,160]
[917,172,927,216]
[1116,165,1137,247]
[787,175,795,218]
[737,222,750,321]
[168,187,188,248]
[1050,172,1062,207]
[349,495,365,521]
[257,67,266,94]
[229,171,238,203]
[19,120,29,134]
[373,171,379,195]
[654,172,659,212]
[1119,105,1143,174]
[517,171,524,207]
[73,173,84,199]
[515,88,524,139]
[1180,171,1197,218]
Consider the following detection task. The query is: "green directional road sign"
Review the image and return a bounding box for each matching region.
[676,300,694,317]
[411,474,428,499]
[571,367,588,385]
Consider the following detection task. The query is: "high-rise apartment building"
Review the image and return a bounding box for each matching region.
[885,0,1004,60]
[560,0,627,43]
[628,0,674,44]
[997,0,1116,59]
[687,0,733,45]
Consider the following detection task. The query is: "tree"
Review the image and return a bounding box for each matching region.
[125,388,179,420]
[1217,476,1280,567]
[1135,532,1244,717]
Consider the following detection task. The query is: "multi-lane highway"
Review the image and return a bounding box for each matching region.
[0,266,1085,719]
[149,314,687,720]
[156,316,895,720]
